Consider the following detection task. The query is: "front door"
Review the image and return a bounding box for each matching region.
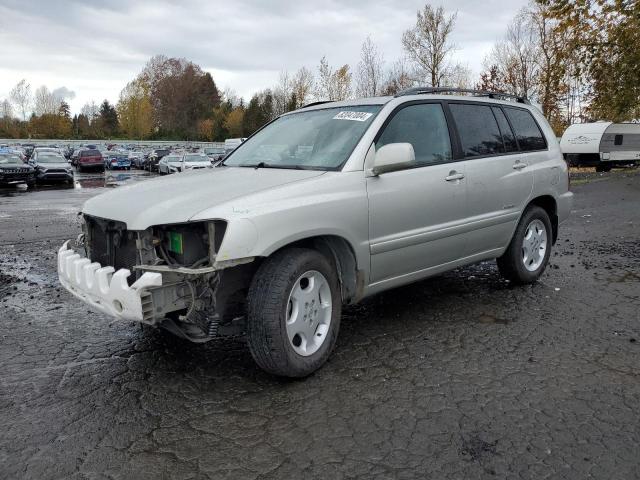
[366,102,468,286]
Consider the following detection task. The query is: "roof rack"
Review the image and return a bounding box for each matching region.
[395,87,530,105]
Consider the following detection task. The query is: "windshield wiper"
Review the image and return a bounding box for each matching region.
[248,162,312,170]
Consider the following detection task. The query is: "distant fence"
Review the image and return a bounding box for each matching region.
[0,139,225,149]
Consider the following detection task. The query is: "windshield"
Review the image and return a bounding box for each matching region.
[37,154,65,163]
[224,105,382,170]
[0,154,22,164]
[165,156,181,163]
[183,155,209,163]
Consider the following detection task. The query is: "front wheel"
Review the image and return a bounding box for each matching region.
[497,205,552,284]
[246,248,341,377]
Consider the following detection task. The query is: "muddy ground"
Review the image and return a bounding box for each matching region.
[1,169,639,479]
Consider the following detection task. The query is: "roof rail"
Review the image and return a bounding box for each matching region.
[395,87,530,105]
[301,100,335,109]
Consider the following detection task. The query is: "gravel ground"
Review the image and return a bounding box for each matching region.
[1,169,639,479]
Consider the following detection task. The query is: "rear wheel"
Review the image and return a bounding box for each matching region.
[246,248,341,377]
[497,205,552,284]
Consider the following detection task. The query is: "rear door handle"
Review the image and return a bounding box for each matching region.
[513,162,527,170]
[445,172,465,182]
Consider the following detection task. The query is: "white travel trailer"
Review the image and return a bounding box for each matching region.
[224,138,246,156]
[560,122,640,172]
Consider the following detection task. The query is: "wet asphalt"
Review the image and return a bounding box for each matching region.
[1,168,639,479]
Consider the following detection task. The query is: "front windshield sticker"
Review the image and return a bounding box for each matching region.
[333,111,373,122]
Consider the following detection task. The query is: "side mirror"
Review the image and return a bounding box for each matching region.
[371,143,416,176]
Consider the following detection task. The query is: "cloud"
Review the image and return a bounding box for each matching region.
[52,86,76,101]
[0,0,528,113]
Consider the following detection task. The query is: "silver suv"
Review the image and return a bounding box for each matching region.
[58,88,573,377]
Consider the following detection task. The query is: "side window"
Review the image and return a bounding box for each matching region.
[504,107,547,151]
[376,103,452,166]
[614,134,623,146]
[449,103,505,158]
[492,107,518,152]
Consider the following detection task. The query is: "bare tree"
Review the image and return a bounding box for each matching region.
[273,70,293,115]
[222,86,242,108]
[381,58,415,95]
[486,11,539,99]
[316,56,352,101]
[10,79,32,120]
[447,63,472,89]
[81,101,100,123]
[356,36,384,98]
[291,66,315,108]
[34,86,61,116]
[402,5,457,87]
[1,99,13,119]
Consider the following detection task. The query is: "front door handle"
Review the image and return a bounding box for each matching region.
[445,171,465,182]
[513,161,527,170]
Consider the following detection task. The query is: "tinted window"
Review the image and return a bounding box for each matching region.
[376,103,452,166]
[492,107,518,152]
[80,149,101,157]
[450,103,504,157]
[614,134,623,146]
[504,107,546,151]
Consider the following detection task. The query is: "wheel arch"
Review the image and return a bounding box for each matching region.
[527,195,558,244]
[268,234,364,304]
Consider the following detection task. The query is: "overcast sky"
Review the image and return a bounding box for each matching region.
[0,0,528,114]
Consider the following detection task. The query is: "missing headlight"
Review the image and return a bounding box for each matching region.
[154,221,226,268]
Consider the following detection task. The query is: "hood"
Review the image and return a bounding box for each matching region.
[37,162,69,169]
[82,166,325,230]
[0,163,32,169]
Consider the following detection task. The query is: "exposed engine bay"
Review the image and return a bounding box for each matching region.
[79,214,256,342]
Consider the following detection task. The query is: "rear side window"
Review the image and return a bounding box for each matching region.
[492,107,518,152]
[449,103,504,157]
[504,107,547,151]
[614,134,623,146]
[376,103,452,166]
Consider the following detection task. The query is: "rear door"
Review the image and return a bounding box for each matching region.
[366,102,468,286]
[448,103,536,256]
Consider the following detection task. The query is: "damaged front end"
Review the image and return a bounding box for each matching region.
[58,215,256,342]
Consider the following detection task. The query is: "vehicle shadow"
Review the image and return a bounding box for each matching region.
[126,260,514,386]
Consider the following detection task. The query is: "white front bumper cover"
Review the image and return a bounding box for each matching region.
[58,241,162,322]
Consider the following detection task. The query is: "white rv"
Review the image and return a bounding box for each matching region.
[560,122,640,172]
[224,138,246,156]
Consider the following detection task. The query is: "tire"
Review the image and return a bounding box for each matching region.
[246,248,341,377]
[497,205,552,285]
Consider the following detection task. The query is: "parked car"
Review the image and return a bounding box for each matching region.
[158,154,183,175]
[179,153,212,171]
[146,149,170,172]
[203,146,226,163]
[29,150,74,184]
[58,88,572,377]
[0,151,36,187]
[75,149,104,173]
[105,151,131,170]
[128,151,145,168]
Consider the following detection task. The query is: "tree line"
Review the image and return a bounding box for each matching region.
[1,0,637,140]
